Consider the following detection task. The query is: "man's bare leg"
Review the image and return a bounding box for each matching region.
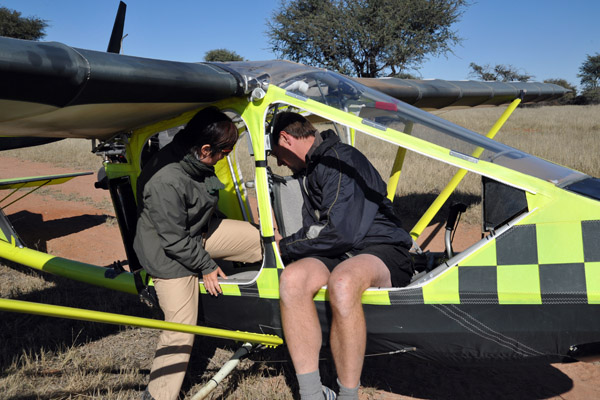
[328,254,391,389]
[279,258,330,374]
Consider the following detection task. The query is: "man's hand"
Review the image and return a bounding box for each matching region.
[274,227,283,250]
[202,267,227,296]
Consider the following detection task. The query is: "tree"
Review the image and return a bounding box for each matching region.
[578,53,600,92]
[468,62,495,81]
[267,0,468,78]
[204,48,245,62]
[392,71,419,79]
[468,63,532,82]
[544,78,576,92]
[0,7,47,40]
[577,54,600,104]
[543,78,576,104]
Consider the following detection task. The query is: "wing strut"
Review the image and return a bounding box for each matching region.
[0,179,50,210]
[386,121,413,201]
[410,93,524,240]
[0,298,282,347]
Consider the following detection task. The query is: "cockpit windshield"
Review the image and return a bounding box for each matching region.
[223,61,588,187]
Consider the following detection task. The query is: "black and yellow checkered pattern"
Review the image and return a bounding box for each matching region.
[388,220,600,306]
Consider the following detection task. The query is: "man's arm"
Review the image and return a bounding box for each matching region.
[279,150,380,261]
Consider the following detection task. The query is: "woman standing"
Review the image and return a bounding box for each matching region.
[134,107,262,400]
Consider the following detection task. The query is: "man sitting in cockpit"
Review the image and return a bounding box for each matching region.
[270,112,413,400]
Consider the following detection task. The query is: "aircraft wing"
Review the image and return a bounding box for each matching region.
[0,172,93,190]
[218,60,570,110]
[0,172,94,246]
[0,36,569,143]
[354,77,570,110]
[0,36,243,141]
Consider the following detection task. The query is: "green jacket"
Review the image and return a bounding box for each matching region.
[133,137,224,279]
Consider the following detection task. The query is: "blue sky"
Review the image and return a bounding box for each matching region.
[2,0,598,91]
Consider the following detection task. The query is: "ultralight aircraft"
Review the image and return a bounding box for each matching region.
[1,2,599,395]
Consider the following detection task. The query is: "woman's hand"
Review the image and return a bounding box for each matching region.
[202,267,227,296]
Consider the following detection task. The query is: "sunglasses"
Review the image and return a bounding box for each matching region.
[220,147,233,155]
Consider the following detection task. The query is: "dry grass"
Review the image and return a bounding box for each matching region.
[437,104,600,177]
[0,261,297,399]
[0,262,155,398]
[358,104,600,226]
[1,104,599,399]
[2,139,102,171]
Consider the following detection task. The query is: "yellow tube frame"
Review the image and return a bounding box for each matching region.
[387,122,414,201]
[0,298,282,347]
[0,234,283,346]
[410,97,522,239]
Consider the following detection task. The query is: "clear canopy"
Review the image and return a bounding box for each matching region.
[225,61,588,188]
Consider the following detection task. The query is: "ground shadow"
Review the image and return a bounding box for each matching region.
[7,210,112,252]
[184,344,577,400]
[186,341,301,399]
[0,262,155,371]
[6,380,145,400]
[184,337,243,396]
[361,353,575,400]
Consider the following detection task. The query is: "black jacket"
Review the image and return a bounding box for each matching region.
[279,130,412,261]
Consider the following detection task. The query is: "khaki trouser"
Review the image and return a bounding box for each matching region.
[147,218,261,400]
[203,217,262,263]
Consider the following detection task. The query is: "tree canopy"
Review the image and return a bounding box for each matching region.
[543,78,576,104]
[0,7,47,40]
[204,48,245,62]
[578,53,600,92]
[468,63,533,82]
[267,0,468,78]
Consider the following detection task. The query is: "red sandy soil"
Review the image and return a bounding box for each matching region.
[2,155,600,399]
[0,157,126,266]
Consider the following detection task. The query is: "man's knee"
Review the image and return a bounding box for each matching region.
[279,264,306,301]
[279,259,328,302]
[327,256,383,312]
[327,272,363,312]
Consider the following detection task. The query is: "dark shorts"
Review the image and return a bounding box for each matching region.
[310,243,414,288]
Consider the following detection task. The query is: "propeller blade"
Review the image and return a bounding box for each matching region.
[106,1,127,53]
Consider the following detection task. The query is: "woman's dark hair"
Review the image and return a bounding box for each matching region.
[177,107,238,155]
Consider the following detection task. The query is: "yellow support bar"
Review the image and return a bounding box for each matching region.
[410,96,522,239]
[0,298,283,347]
[387,122,413,201]
[0,239,140,294]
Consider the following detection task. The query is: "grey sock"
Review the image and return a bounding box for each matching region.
[336,378,359,400]
[297,370,324,400]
